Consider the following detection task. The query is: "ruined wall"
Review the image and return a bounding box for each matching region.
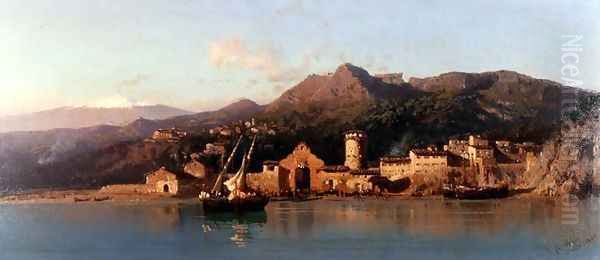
[246,168,290,195]
[313,171,351,193]
[313,171,380,193]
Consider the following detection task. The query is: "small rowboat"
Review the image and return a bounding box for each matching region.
[73,197,91,202]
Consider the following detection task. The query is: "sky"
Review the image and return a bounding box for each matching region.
[0,0,599,116]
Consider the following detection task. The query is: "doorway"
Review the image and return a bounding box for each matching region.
[294,166,311,192]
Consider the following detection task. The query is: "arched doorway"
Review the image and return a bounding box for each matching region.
[163,184,170,193]
[325,179,335,193]
[294,166,310,192]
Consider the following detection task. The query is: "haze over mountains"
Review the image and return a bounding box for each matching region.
[1,63,589,191]
[0,105,193,133]
[0,63,567,134]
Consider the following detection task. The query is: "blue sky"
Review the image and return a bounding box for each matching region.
[0,0,598,116]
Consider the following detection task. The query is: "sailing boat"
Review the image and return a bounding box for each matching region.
[200,135,269,212]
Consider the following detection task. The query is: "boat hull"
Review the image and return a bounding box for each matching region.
[443,185,509,200]
[201,196,270,212]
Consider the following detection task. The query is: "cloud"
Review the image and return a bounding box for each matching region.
[208,37,314,84]
[272,84,286,94]
[115,74,150,105]
[90,94,148,108]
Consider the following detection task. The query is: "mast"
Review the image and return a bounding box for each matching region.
[225,135,257,192]
[211,135,243,194]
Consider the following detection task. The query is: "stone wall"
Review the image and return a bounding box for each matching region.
[246,168,290,195]
[380,161,412,180]
[312,171,377,194]
[99,184,152,194]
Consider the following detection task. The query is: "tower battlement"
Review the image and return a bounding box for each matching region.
[344,130,367,170]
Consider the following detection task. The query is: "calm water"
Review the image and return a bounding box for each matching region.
[0,198,599,260]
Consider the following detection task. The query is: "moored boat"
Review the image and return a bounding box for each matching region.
[200,135,270,212]
[201,195,269,212]
[443,184,509,200]
[73,197,91,202]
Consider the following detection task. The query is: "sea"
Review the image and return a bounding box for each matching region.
[0,198,599,260]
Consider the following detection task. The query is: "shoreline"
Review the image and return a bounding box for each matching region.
[0,188,552,205]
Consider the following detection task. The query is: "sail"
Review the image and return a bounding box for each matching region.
[224,135,257,193]
[210,135,243,194]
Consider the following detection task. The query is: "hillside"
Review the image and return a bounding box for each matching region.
[0,63,589,191]
[0,99,263,191]
[0,105,193,133]
[264,63,420,125]
[156,99,264,131]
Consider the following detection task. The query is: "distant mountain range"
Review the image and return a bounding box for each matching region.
[1,63,591,191]
[0,105,193,133]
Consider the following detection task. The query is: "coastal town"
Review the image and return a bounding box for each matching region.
[0,114,551,204]
[81,116,545,203]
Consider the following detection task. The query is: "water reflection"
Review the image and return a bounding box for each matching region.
[230,224,250,247]
[200,211,267,248]
[262,198,600,252]
[0,199,598,259]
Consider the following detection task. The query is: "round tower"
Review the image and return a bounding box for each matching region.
[344,130,367,170]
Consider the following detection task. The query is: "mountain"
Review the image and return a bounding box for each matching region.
[0,99,264,190]
[0,105,193,133]
[1,63,593,192]
[407,70,564,123]
[153,99,264,131]
[266,63,417,112]
[264,63,420,124]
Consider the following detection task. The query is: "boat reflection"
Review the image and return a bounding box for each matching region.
[200,210,267,248]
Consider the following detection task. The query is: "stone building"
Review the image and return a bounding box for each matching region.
[467,135,495,167]
[246,143,328,195]
[247,139,378,195]
[379,148,448,181]
[380,156,412,179]
[145,167,179,194]
[344,130,367,170]
[151,128,188,142]
[279,143,325,192]
[100,167,181,195]
[409,149,448,175]
[445,139,469,159]
[203,143,225,155]
[445,135,495,167]
[183,154,214,179]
